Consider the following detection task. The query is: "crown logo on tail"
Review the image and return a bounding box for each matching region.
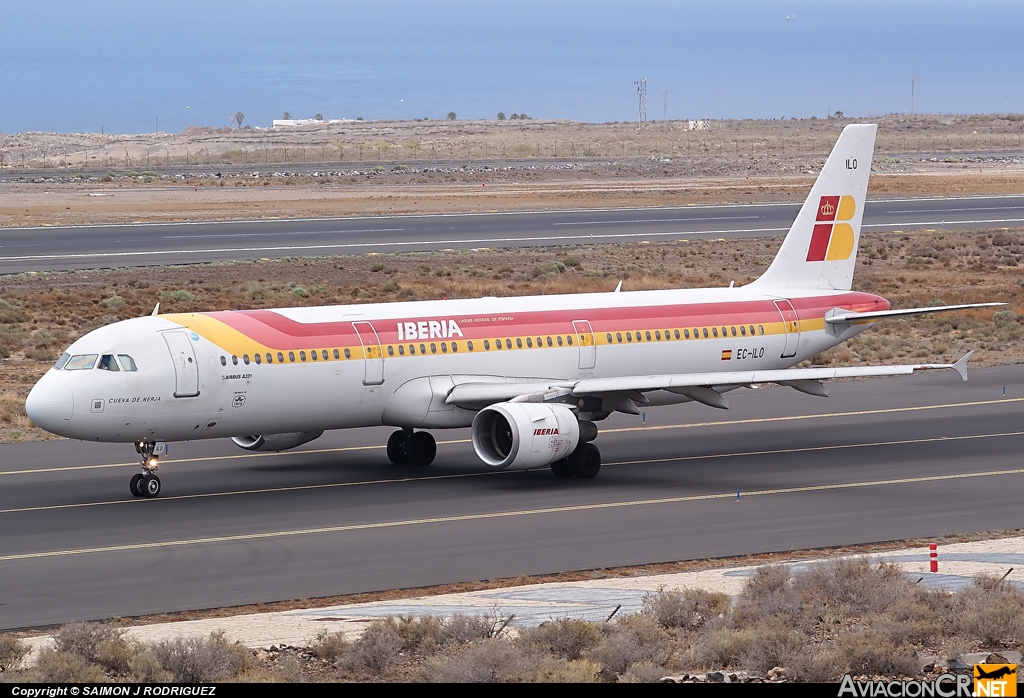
[820,201,835,216]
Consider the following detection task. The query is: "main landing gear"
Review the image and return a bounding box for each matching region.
[550,442,602,479]
[386,428,437,467]
[130,441,162,498]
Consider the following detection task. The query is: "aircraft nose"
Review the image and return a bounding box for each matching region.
[25,377,74,435]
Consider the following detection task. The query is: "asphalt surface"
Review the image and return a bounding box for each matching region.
[2,195,1024,274]
[1,364,1023,629]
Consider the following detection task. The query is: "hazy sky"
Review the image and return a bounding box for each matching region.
[2,0,1021,133]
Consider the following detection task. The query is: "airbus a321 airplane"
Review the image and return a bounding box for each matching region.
[26,124,1002,498]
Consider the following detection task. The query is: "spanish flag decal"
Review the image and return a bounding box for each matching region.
[721,349,732,360]
[806,195,856,262]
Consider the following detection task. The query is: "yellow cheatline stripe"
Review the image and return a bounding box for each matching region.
[3,396,1021,478]
[4,455,1024,562]
[2,429,1023,517]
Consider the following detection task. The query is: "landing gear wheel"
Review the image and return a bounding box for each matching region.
[129,473,144,497]
[141,474,161,498]
[386,430,410,465]
[550,458,573,477]
[569,443,601,479]
[408,431,436,467]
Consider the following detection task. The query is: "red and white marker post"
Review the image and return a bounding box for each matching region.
[929,543,938,572]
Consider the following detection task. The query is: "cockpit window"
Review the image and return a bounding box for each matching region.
[118,355,138,372]
[53,353,71,370]
[97,355,120,371]
[64,354,98,371]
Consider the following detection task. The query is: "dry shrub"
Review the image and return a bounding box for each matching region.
[152,631,252,683]
[421,638,532,683]
[53,622,125,664]
[788,651,846,683]
[590,614,671,676]
[526,658,602,683]
[0,635,29,671]
[393,615,444,655]
[440,613,508,646]
[642,587,731,630]
[265,654,304,683]
[733,564,802,625]
[311,629,349,662]
[952,574,1024,646]
[691,621,804,674]
[874,591,945,646]
[32,648,108,682]
[339,619,404,673]
[833,628,919,677]
[618,661,668,683]
[517,618,602,660]
[794,558,911,621]
[127,649,173,682]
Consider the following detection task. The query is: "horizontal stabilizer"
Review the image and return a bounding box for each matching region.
[826,303,1006,325]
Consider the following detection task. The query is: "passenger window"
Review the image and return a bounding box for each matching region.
[254,354,261,365]
[606,333,613,343]
[118,355,138,371]
[731,326,737,337]
[758,325,764,335]
[567,336,573,345]
[243,355,250,365]
[702,328,709,338]
[278,352,284,363]
[712,327,718,337]
[430,343,437,354]
[557,336,563,346]
[655,331,661,340]
[483,340,490,350]
[749,325,755,335]
[65,354,98,370]
[299,351,306,361]
[451,342,458,353]
[721,327,727,337]
[516,338,523,348]
[399,345,405,355]
[387,346,394,356]
[310,350,317,361]
[441,342,447,353]
[98,355,120,371]
[468,341,474,351]
[684,329,690,339]
[674,329,680,340]
[333,349,340,359]
[288,352,295,362]
[536,337,543,347]
[53,353,71,370]
[505,339,512,349]
[740,326,747,336]
[409,345,416,355]
[322,350,328,360]
[220,356,226,366]
[645,331,652,341]
[232,355,238,365]
[420,344,426,355]
[546,337,553,347]
[345,348,353,358]
[266,353,273,363]
[526,337,533,348]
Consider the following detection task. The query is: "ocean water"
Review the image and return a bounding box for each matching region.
[1,0,1022,134]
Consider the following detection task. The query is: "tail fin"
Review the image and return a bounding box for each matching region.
[750,124,877,291]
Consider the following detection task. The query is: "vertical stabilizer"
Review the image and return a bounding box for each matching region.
[750,124,877,291]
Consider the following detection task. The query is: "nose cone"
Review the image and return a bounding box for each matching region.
[25,377,74,435]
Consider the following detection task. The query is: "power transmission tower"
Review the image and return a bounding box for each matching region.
[662,88,672,125]
[910,76,917,115]
[634,78,647,128]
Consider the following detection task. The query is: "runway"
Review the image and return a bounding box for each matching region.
[1,364,1023,630]
[2,195,1024,274]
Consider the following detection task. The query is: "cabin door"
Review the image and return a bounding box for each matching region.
[163,331,200,398]
[772,299,801,359]
[352,321,385,385]
[572,320,597,370]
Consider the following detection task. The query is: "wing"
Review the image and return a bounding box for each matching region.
[826,303,1004,326]
[446,352,974,412]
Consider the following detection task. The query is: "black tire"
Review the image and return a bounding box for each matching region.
[408,431,436,467]
[129,473,144,497]
[386,430,410,465]
[550,458,573,477]
[141,474,161,498]
[570,443,601,479]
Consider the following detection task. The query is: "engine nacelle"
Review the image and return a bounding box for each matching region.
[231,431,324,452]
[471,402,580,470]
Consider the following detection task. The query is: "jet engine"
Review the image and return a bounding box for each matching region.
[471,402,581,470]
[231,431,324,452]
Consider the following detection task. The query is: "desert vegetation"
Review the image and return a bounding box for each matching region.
[2,558,1021,682]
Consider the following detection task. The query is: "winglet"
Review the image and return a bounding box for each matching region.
[614,280,622,293]
[151,302,160,317]
[951,351,973,382]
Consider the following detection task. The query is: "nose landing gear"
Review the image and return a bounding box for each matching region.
[130,441,163,498]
